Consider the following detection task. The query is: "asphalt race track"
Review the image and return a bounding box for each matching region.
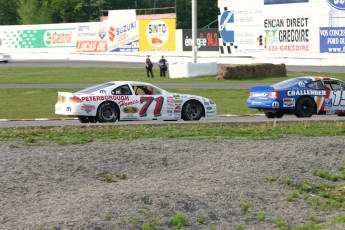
[1,114,345,128]
[1,60,345,128]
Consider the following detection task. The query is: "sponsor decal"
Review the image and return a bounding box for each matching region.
[98,22,107,39]
[76,41,107,52]
[116,22,136,36]
[118,99,139,108]
[81,95,129,102]
[206,106,213,110]
[251,101,262,104]
[44,30,73,47]
[108,26,116,42]
[174,109,181,113]
[100,90,106,94]
[283,98,295,107]
[320,27,345,53]
[287,90,326,96]
[81,104,96,114]
[147,20,169,47]
[66,107,72,112]
[183,29,219,51]
[175,105,182,110]
[123,106,139,113]
[252,92,268,97]
[219,10,235,43]
[324,98,333,109]
[298,82,306,87]
[272,101,279,108]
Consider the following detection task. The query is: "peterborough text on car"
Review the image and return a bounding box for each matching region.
[55,81,217,123]
[247,76,345,119]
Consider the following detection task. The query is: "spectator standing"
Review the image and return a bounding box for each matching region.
[158,56,168,77]
[145,55,154,78]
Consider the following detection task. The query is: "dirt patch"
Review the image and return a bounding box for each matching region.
[1,137,344,229]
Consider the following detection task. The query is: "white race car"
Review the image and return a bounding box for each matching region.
[55,81,217,123]
[0,53,11,63]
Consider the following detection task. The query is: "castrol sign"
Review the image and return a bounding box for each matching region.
[43,30,75,47]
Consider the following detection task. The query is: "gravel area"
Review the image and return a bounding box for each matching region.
[1,137,345,230]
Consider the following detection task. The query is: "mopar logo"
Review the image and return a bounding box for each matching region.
[327,0,345,11]
[272,101,279,108]
[66,107,72,112]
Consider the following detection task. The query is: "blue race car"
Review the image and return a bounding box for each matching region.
[247,76,345,118]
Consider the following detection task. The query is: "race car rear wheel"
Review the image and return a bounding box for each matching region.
[97,102,119,123]
[182,100,203,121]
[78,116,97,123]
[295,97,315,117]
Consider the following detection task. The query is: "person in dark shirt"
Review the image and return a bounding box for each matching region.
[158,56,168,77]
[145,55,154,78]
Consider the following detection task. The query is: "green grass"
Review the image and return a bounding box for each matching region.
[1,121,345,144]
[1,67,345,84]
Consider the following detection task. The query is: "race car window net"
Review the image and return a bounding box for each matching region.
[76,83,115,94]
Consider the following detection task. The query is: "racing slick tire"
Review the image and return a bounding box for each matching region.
[294,97,315,118]
[264,111,284,119]
[182,100,203,121]
[96,102,119,123]
[78,116,97,123]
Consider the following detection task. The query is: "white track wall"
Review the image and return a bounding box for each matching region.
[1,1,345,66]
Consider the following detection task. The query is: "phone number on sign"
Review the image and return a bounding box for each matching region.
[266,44,309,52]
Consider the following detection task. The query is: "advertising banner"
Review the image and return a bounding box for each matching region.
[218,0,311,56]
[320,27,345,53]
[0,25,76,50]
[182,29,219,51]
[139,18,176,52]
[319,1,345,53]
[107,10,139,52]
[76,22,108,52]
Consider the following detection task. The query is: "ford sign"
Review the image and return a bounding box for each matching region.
[327,0,345,11]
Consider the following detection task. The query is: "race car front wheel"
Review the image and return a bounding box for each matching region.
[97,102,119,123]
[295,97,315,117]
[182,100,203,121]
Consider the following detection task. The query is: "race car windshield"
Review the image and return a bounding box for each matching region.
[76,83,116,94]
[273,78,306,88]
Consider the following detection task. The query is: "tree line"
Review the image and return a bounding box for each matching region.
[0,0,218,29]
